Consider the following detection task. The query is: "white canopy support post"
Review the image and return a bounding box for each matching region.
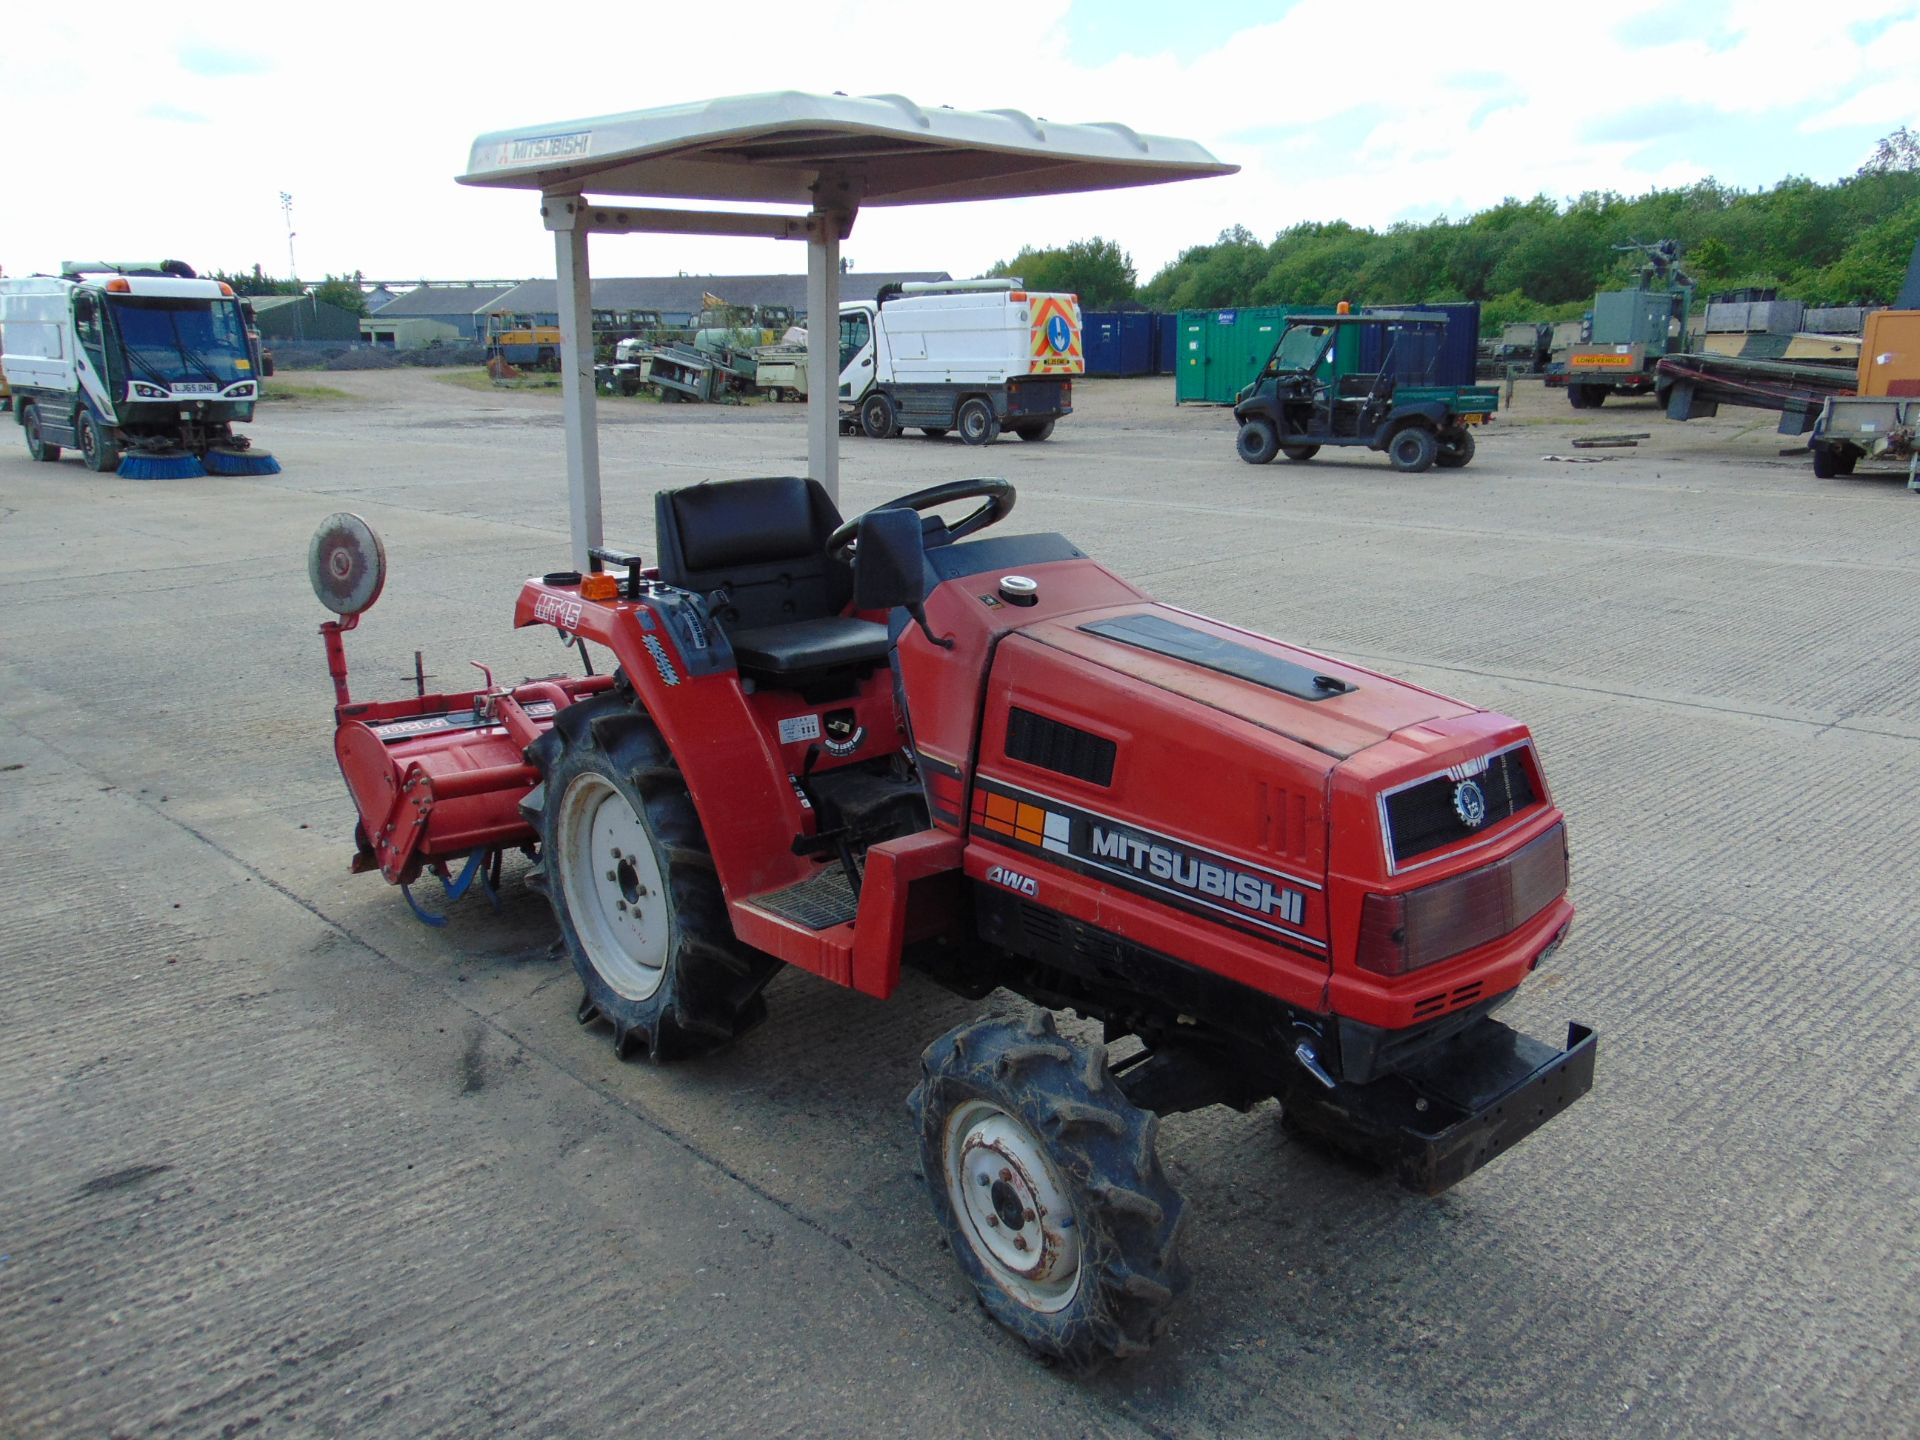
[546,195,603,571]
[805,210,842,505]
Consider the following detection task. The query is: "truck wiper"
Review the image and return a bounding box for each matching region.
[121,345,178,390]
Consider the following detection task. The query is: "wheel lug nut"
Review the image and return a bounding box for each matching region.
[606,870,617,882]
[998,1168,1012,1183]
[976,1174,990,1188]
[985,1215,998,1228]
[616,900,627,911]
[611,848,622,859]
[1023,1208,1035,1223]
[1012,1236,1028,1252]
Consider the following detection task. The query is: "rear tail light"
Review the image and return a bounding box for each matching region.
[1356,823,1568,977]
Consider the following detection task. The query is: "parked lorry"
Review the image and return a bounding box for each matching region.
[1546,241,1693,409]
[839,279,1081,444]
[1234,311,1497,472]
[1,261,278,477]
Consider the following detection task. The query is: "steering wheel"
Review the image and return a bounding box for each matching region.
[825,478,1016,561]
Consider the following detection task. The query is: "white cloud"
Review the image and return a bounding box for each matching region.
[0,0,1912,288]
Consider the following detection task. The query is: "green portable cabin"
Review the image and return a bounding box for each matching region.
[1176,305,1347,403]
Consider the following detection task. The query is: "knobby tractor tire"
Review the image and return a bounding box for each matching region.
[1434,426,1475,469]
[524,688,779,1062]
[908,1010,1190,1371]
[23,405,62,462]
[1236,418,1279,465]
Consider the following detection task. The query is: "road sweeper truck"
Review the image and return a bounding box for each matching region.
[839,279,1082,443]
[0,261,279,477]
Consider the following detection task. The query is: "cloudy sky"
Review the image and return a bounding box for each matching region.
[3,0,1915,287]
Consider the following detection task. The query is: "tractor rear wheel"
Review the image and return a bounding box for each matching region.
[958,398,1000,446]
[860,391,899,439]
[1434,427,1475,469]
[77,413,121,474]
[1236,418,1279,464]
[1280,443,1320,462]
[527,690,778,1061]
[23,406,61,462]
[908,1011,1190,1371]
[1387,424,1438,473]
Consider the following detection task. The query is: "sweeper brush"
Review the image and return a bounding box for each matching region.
[204,446,282,476]
[117,450,207,480]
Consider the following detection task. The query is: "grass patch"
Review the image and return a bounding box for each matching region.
[260,378,352,402]
[435,370,566,394]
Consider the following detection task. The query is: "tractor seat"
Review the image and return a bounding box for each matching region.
[728,615,889,676]
[654,476,890,681]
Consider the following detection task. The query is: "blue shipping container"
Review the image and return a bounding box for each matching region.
[1153,312,1178,373]
[1356,303,1480,387]
[1081,311,1154,377]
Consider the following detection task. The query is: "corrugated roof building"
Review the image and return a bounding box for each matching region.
[373,283,520,339]
[249,293,362,342]
[484,272,951,328]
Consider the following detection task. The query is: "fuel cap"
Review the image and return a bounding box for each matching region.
[999,575,1038,606]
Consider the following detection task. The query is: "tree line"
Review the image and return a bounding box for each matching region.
[986,130,1920,327]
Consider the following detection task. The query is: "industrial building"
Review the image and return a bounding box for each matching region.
[247,293,363,343]
[368,283,519,340]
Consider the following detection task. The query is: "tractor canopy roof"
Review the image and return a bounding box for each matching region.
[458,90,1236,205]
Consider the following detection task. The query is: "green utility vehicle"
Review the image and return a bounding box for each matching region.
[1233,311,1497,473]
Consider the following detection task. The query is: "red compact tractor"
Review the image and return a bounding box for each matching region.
[314,476,1594,1367]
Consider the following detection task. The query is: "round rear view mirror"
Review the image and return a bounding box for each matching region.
[309,512,387,617]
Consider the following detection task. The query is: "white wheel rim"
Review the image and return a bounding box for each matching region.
[555,773,669,1001]
[944,1099,1081,1313]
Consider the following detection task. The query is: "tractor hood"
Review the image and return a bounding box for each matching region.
[1020,602,1474,763]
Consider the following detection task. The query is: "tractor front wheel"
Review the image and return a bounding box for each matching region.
[908,1011,1190,1371]
[528,691,778,1061]
[1387,424,1438,473]
[77,413,121,474]
[23,406,61,462]
[1434,427,1475,469]
[1236,418,1279,464]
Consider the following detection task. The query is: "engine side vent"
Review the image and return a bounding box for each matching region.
[1006,707,1116,787]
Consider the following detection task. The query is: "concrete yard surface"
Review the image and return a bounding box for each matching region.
[2,373,1917,1438]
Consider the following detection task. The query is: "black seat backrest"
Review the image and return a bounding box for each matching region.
[654,476,851,630]
[1337,372,1390,399]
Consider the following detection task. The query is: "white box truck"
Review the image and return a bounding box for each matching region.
[0,261,277,476]
[838,279,1082,444]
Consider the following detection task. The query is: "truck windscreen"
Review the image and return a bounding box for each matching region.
[109,297,252,384]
